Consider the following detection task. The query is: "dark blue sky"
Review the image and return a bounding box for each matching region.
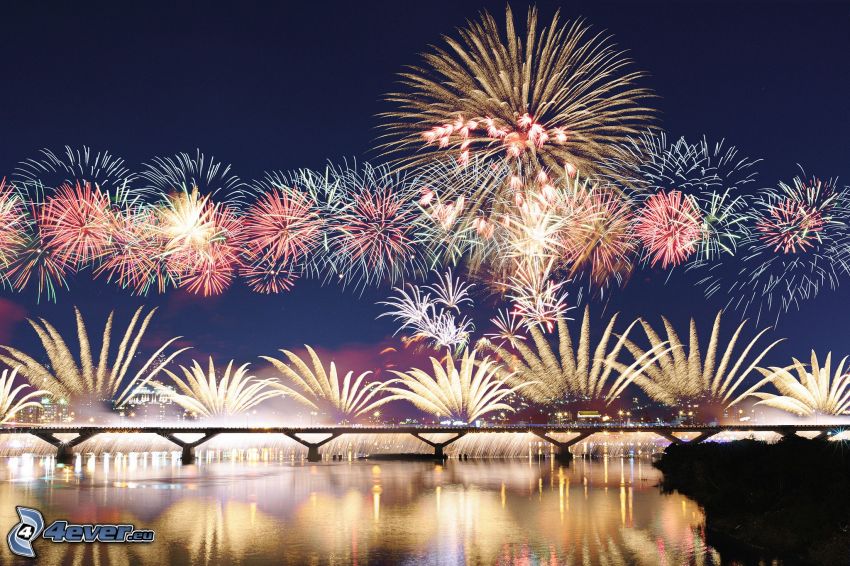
[0,0,848,369]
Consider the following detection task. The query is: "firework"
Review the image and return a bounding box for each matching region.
[506,257,570,331]
[719,174,850,322]
[615,132,758,261]
[614,311,783,413]
[178,206,244,296]
[154,187,244,295]
[752,351,850,416]
[0,368,48,424]
[614,132,760,199]
[379,271,475,351]
[421,312,474,351]
[242,180,324,265]
[424,268,474,310]
[483,306,664,405]
[325,163,423,287]
[93,207,173,295]
[39,181,115,264]
[141,150,247,208]
[160,358,282,418]
[0,178,28,268]
[501,190,567,262]
[379,284,435,330]
[382,5,654,178]
[560,178,636,288]
[14,146,137,198]
[3,215,70,303]
[386,349,530,422]
[240,252,300,294]
[634,190,704,268]
[0,307,188,407]
[410,157,510,269]
[483,309,527,348]
[261,346,393,423]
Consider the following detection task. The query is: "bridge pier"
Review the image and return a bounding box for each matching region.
[159,432,220,465]
[411,432,466,460]
[530,431,592,462]
[284,432,341,462]
[30,430,97,465]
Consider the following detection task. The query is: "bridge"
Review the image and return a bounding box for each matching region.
[0,423,841,465]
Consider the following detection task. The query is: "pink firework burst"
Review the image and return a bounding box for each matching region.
[39,181,114,265]
[240,252,300,294]
[634,190,704,268]
[332,186,418,284]
[756,198,825,254]
[0,178,28,266]
[242,187,323,263]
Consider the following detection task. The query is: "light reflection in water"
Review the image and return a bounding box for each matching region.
[0,455,731,565]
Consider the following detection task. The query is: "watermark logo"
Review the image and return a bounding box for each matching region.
[6,507,154,559]
[7,507,44,558]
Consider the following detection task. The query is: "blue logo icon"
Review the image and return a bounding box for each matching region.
[7,506,45,558]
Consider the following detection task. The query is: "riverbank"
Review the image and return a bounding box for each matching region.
[655,436,850,564]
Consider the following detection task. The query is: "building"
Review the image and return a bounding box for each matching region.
[120,381,177,422]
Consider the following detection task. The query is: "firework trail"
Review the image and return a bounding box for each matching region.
[0,368,49,424]
[386,348,531,423]
[482,306,664,405]
[14,145,138,198]
[0,307,188,408]
[160,358,283,418]
[614,310,783,415]
[753,351,850,416]
[483,309,527,349]
[261,346,393,423]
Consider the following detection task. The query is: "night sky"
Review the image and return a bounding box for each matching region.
[0,0,848,381]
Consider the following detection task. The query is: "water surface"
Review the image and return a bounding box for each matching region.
[0,454,736,565]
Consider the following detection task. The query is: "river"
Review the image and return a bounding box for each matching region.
[0,453,764,565]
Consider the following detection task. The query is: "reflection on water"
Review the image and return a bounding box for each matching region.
[0,454,725,565]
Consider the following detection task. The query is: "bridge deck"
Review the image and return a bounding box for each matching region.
[0,423,840,435]
[4,423,841,464]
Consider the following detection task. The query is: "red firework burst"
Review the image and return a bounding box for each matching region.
[560,187,636,285]
[634,190,704,268]
[756,198,824,254]
[39,181,114,265]
[333,186,417,283]
[242,187,322,263]
[0,178,28,266]
[240,252,300,294]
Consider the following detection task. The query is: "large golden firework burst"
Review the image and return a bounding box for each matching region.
[381,5,654,178]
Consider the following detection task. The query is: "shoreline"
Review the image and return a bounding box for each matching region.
[655,437,850,565]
